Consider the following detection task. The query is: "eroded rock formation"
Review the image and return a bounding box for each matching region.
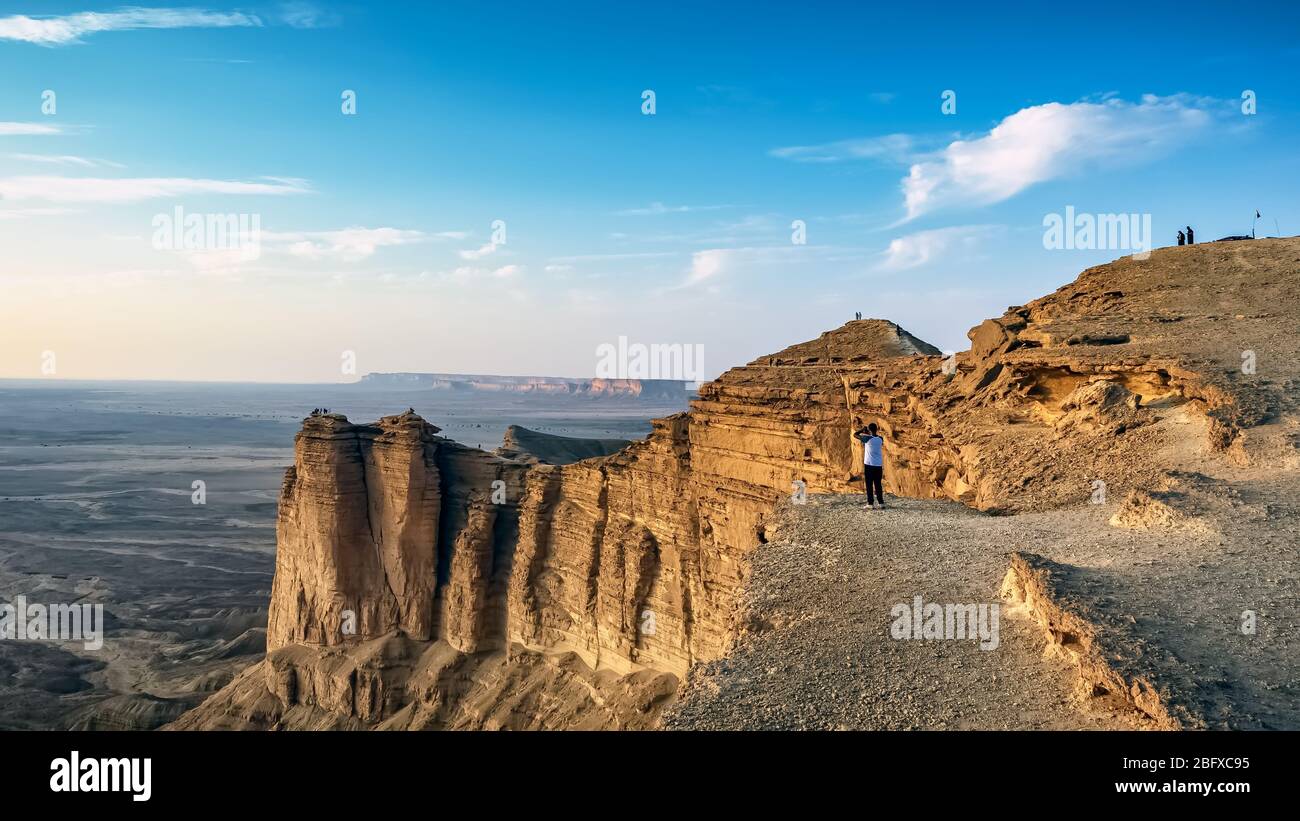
[1000,552,1205,730]
[176,239,1298,730]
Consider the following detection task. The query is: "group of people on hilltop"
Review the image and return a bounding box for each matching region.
[309,407,331,415]
[1177,225,1196,245]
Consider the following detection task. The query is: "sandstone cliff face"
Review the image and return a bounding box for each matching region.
[178,240,1296,730]
[845,241,1290,512]
[267,414,441,650]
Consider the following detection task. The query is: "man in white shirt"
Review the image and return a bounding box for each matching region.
[854,422,886,509]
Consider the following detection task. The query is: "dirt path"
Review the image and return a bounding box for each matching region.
[665,495,1131,730]
[666,447,1300,730]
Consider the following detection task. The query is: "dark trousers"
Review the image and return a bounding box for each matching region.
[863,465,884,504]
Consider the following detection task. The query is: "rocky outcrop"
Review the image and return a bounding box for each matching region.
[1000,552,1205,730]
[167,635,677,730]
[266,412,442,650]
[177,239,1297,730]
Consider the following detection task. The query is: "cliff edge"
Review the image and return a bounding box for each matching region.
[173,238,1300,730]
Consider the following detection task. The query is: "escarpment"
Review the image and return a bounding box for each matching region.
[175,239,1299,730]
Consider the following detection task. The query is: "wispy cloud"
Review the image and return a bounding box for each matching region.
[680,248,730,289]
[769,134,914,164]
[901,94,1223,220]
[875,225,1001,272]
[7,153,124,168]
[548,251,678,264]
[277,2,341,29]
[0,122,62,136]
[672,245,853,290]
[158,226,444,272]
[0,175,309,203]
[458,242,498,260]
[614,201,733,216]
[0,8,263,46]
[268,227,427,262]
[438,263,523,283]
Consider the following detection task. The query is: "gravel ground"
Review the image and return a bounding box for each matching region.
[665,462,1300,730]
[665,494,1129,730]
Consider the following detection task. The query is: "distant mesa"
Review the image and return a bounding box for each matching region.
[358,372,689,400]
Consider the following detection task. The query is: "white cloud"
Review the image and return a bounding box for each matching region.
[7,153,124,168]
[901,95,1220,220]
[272,227,425,262]
[184,245,263,272]
[458,242,498,260]
[277,2,340,29]
[682,248,730,288]
[676,244,868,292]
[438,263,523,283]
[876,225,1000,272]
[0,8,262,46]
[549,251,676,263]
[769,134,914,164]
[0,175,309,203]
[0,122,62,136]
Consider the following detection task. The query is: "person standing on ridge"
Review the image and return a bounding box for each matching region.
[1186,225,1195,244]
[1177,230,1185,246]
[855,422,887,510]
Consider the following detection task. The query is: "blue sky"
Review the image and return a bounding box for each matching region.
[1,1,1298,381]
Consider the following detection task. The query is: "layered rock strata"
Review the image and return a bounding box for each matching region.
[178,239,1297,729]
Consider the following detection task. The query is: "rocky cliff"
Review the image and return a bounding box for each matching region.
[174,239,1297,730]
